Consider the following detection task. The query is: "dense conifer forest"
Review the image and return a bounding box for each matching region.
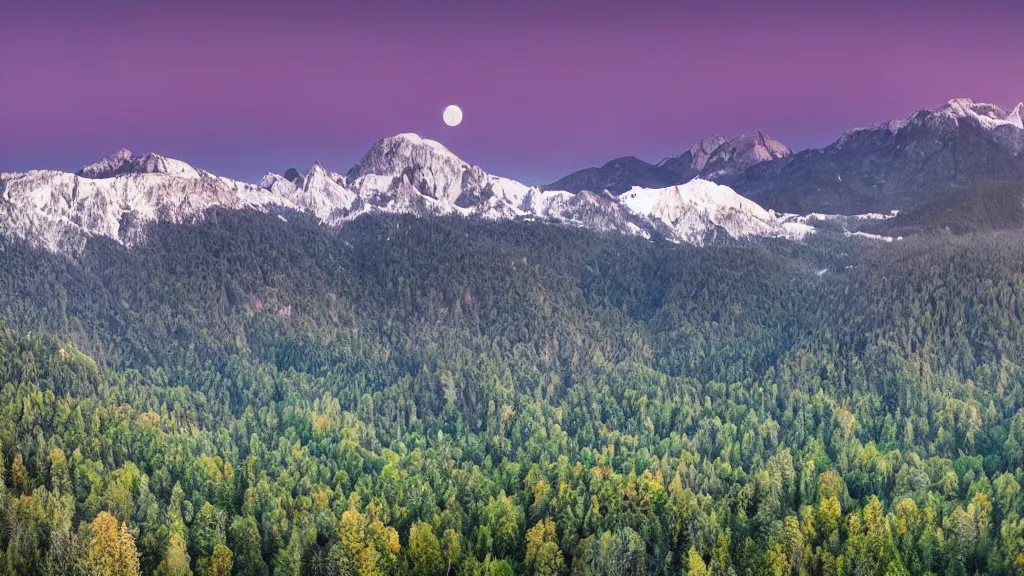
[2,211,1024,575]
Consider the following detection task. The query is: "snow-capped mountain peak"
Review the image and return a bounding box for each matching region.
[1007,102,1023,129]
[347,133,464,179]
[305,161,331,183]
[1,154,267,252]
[132,152,202,178]
[1,133,841,254]
[840,98,1024,143]
[937,98,1024,130]
[834,98,1024,156]
[346,132,487,206]
[258,162,355,221]
[77,149,201,179]
[78,148,135,178]
[620,179,810,243]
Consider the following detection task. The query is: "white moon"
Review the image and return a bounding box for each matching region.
[443,104,463,127]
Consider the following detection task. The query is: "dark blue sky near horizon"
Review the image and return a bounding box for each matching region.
[2,0,1023,185]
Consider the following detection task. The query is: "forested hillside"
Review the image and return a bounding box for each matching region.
[2,211,1024,576]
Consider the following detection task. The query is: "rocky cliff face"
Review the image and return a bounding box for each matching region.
[698,131,792,179]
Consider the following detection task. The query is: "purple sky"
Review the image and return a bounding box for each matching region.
[3,0,1023,185]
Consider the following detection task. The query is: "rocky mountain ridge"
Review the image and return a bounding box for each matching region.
[1,134,817,253]
[725,98,1024,227]
[543,98,1024,232]
[543,131,791,194]
[10,97,1013,252]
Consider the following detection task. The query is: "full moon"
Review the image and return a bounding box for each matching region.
[443,105,463,127]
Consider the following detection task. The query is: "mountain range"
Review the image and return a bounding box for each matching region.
[1,97,1020,254]
[728,98,1024,231]
[543,131,793,194]
[548,98,1024,232]
[0,134,820,254]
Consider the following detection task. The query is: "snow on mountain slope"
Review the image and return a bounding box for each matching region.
[1011,104,1024,129]
[260,162,357,221]
[341,135,800,241]
[837,98,1024,150]
[0,135,839,253]
[485,176,532,210]
[529,189,650,235]
[78,149,201,179]
[77,148,134,178]
[1,157,284,252]
[620,179,810,244]
[933,98,1023,131]
[779,210,899,225]
[347,133,489,207]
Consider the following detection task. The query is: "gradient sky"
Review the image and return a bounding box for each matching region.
[3,0,1023,185]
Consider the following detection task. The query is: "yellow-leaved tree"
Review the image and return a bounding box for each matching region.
[525,518,566,576]
[80,511,140,576]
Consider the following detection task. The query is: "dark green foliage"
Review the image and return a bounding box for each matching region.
[1,211,1024,574]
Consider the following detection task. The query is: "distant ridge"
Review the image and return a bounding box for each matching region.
[0,134,818,254]
[543,130,790,194]
[545,98,1024,230]
[4,98,1021,252]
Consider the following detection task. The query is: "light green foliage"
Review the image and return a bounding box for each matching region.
[0,214,1022,575]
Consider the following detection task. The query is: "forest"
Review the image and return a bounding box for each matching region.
[1,210,1024,575]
